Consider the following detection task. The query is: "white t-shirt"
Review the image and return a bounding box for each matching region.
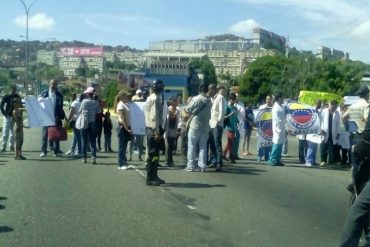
[70,100,81,121]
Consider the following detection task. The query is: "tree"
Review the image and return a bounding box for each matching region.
[190,57,217,85]
[103,81,119,107]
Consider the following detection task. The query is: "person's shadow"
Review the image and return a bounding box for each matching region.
[0,196,14,233]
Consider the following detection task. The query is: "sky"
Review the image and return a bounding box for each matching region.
[1,0,370,63]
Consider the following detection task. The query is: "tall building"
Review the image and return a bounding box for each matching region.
[36,50,58,66]
[316,46,349,60]
[59,47,104,78]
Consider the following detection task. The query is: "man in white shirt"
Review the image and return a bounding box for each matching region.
[208,85,226,171]
[268,93,286,166]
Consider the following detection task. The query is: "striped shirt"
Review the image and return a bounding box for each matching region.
[79,98,100,123]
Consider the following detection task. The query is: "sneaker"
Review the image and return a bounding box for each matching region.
[65,150,73,156]
[82,158,87,163]
[53,153,61,157]
[40,152,46,157]
[118,166,128,170]
[305,163,313,167]
[199,168,206,172]
[19,155,26,160]
[184,167,193,172]
[320,162,326,167]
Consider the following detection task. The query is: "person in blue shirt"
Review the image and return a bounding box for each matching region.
[223,93,238,164]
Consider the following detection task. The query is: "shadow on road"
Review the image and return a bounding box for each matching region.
[220,166,266,175]
[0,226,14,233]
[163,183,226,189]
[0,196,7,200]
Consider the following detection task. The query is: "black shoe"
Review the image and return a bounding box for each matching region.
[207,164,216,168]
[276,163,285,166]
[223,156,229,161]
[146,180,161,186]
[230,159,236,164]
[215,166,223,172]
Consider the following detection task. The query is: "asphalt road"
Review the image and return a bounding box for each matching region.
[0,123,355,247]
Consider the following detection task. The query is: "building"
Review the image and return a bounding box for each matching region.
[104,51,144,68]
[36,50,58,65]
[58,47,104,78]
[148,28,284,77]
[207,48,275,77]
[316,46,349,60]
[142,51,207,98]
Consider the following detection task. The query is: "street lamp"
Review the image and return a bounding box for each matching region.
[19,0,39,94]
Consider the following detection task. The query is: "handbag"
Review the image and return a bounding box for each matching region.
[48,126,67,141]
[75,110,88,130]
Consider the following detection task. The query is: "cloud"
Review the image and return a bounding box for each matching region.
[83,14,202,39]
[350,20,370,41]
[14,13,55,31]
[229,19,260,35]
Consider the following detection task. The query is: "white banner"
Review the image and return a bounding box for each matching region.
[255,108,273,148]
[25,95,55,128]
[129,102,146,135]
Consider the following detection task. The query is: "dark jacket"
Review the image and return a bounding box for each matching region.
[0,94,21,117]
[103,118,113,135]
[41,90,65,120]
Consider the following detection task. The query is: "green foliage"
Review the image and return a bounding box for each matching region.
[240,53,367,105]
[0,69,11,87]
[105,60,136,72]
[103,81,119,107]
[190,57,217,85]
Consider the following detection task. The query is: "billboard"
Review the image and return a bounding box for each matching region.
[60,47,103,57]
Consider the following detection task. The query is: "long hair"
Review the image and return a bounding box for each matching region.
[113,90,127,113]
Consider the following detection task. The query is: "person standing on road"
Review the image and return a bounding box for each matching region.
[184,83,212,172]
[103,110,113,152]
[0,84,21,152]
[257,95,274,162]
[223,93,238,164]
[80,87,100,164]
[12,97,26,160]
[40,79,65,157]
[339,106,370,246]
[66,93,83,156]
[164,97,180,166]
[268,93,286,166]
[144,79,166,185]
[208,85,226,171]
[305,99,322,166]
[233,93,245,159]
[242,101,254,156]
[115,91,132,170]
[319,100,340,166]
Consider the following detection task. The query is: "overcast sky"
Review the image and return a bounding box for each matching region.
[1,0,369,63]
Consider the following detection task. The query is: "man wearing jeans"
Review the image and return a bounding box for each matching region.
[0,85,20,152]
[40,79,65,157]
[184,84,212,172]
[208,85,226,171]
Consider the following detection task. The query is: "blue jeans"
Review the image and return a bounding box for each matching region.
[2,116,14,150]
[258,146,271,161]
[282,138,288,154]
[69,123,82,154]
[213,126,224,166]
[233,129,240,157]
[269,143,283,165]
[298,140,308,163]
[117,127,130,166]
[306,141,318,165]
[187,128,208,169]
[82,122,97,158]
[42,119,62,154]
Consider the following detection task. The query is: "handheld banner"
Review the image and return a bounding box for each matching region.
[129,102,146,135]
[298,91,343,106]
[286,102,320,135]
[255,108,273,148]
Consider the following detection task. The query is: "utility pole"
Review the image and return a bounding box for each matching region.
[19,0,39,93]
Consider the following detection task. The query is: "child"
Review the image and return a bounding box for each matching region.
[12,97,26,160]
[103,111,113,152]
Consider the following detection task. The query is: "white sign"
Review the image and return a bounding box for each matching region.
[25,95,55,127]
[130,102,146,135]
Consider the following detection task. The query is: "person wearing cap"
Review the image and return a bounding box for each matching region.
[79,86,100,164]
[40,79,65,157]
[0,84,21,152]
[132,89,144,102]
